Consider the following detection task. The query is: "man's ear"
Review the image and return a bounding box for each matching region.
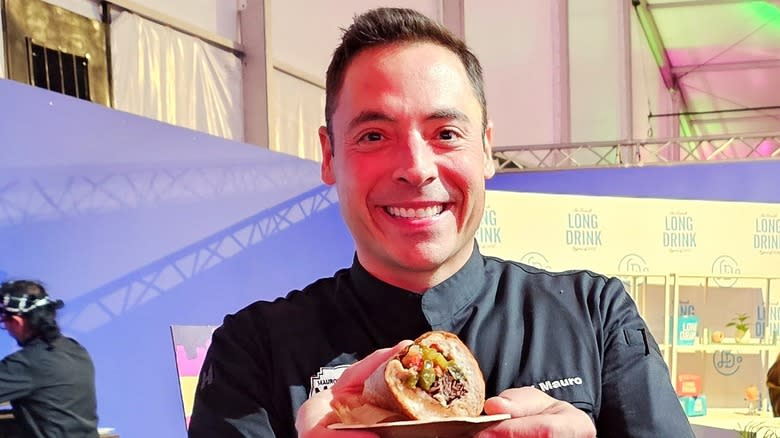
[483,121,496,179]
[319,126,336,185]
[7,314,23,328]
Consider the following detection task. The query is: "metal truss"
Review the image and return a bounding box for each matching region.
[0,161,320,226]
[492,131,780,172]
[59,184,338,333]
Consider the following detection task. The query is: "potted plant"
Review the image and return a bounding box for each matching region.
[727,313,751,343]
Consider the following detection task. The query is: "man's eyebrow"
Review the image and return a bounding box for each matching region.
[426,108,471,123]
[345,108,471,131]
[347,111,395,132]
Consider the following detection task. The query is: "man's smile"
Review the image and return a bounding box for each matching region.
[384,204,448,219]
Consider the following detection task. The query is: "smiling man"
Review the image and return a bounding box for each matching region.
[319,39,494,293]
[189,8,693,438]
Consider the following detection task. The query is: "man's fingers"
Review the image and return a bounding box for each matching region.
[483,387,556,418]
[476,416,590,438]
[295,390,380,438]
[479,387,596,438]
[298,340,412,437]
[296,389,335,431]
[332,340,412,394]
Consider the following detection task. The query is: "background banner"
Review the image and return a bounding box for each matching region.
[478,190,780,276]
[478,190,780,409]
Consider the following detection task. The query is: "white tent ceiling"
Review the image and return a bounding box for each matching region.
[643,0,780,136]
[492,0,780,171]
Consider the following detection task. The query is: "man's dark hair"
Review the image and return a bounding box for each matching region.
[0,280,63,343]
[324,7,487,144]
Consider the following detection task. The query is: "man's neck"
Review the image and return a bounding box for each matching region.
[17,333,38,347]
[357,245,476,293]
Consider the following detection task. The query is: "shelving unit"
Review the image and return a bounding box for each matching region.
[613,271,780,418]
[676,344,774,355]
[668,273,779,399]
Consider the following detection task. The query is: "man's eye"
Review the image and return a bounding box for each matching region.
[360,132,383,142]
[438,129,457,141]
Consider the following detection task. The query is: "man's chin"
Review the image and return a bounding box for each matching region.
[391,246,463,273]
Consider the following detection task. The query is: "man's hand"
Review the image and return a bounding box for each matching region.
[295,341,411,437]
[476,387,596,438]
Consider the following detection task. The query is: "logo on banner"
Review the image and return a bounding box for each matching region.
[309,365,349,397]
[712,351,742,376]
[566,209,602,252]
[617,254,649,274]
[663,211,697,253]
[476,207,502,248]
[711,255,741,287]
[756,303,780,338]
[753,213,780,255]
[520,252,551,270]
[679,300,696,316]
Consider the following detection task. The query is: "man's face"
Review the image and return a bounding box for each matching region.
[320,42,495,291]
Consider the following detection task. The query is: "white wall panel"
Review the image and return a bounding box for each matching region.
[130,0,238,41]
[270,0,441,81]
[465,0,557,146]
[269,69,325,160]
[42,0,238,40]
[15,1,678,157]
[268,0,440,159]
[568,0,622,143]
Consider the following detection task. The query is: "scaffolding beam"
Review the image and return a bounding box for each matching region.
[492,131,780,171]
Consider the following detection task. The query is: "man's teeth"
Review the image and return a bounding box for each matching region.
[386,205,444,218]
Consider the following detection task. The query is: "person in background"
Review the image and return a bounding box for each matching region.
[190,7,694,438]
[0,280,98,438]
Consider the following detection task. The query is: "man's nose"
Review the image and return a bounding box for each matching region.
[391,134,438,186]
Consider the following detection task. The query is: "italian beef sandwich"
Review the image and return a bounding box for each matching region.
[339,331,486,423]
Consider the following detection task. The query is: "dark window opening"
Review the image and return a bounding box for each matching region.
[26,38,91,101]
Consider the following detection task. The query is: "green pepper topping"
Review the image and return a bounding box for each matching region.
[447,364,465,381]
[419,360,435,391]
[405,372,419,388]
[422,346,451,370]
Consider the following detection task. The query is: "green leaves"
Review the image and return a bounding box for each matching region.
[727,313,751,332]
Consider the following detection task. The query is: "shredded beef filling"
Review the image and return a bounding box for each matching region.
[430,371,467,405]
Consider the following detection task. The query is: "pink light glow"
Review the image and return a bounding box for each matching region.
[756,139,779,157]
[665,46,779,68]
